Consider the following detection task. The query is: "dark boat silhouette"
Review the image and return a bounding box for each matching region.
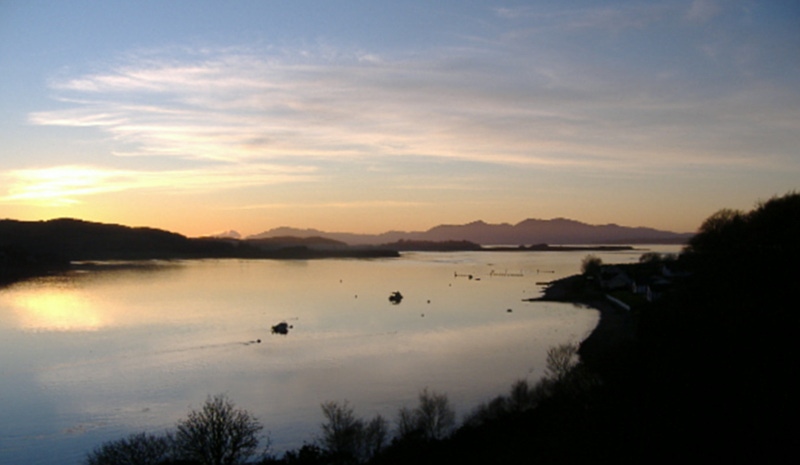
[388,291,403,304]
[271,322,292,335]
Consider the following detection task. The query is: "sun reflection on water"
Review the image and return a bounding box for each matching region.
[10,289,107,332]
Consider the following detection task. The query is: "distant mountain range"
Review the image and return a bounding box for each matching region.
[0,216,692,281]
[249,218,694,245]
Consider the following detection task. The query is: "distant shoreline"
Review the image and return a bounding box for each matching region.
[377,239,643,252]
[1,245,648,289]
[483,244,636,252]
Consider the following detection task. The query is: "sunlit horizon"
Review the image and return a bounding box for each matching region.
[2,1,798,238]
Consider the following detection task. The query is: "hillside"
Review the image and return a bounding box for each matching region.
[250,218,692,245]
[0,219,397,280]
[245,236,349,251]
[0,218,252,261]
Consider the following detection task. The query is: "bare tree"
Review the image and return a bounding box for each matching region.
[362,414,389,459]
[545,343,579,382]
[395,388,456,441]
[174,393,263,465]
[320,400,363,462]
[508,379,535,412]
[319,401,388,464]
[395,405,418,439]
[416,388,456,440]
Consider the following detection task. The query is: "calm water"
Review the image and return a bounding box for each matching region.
[0,247,680,464]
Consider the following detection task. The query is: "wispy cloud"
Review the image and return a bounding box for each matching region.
[0,164,317,207]
[686,0,721,23]
[28,109,127,127]
[29,45,656,168]
[230,199,426,211]
[28,12,800,186]
[493,3,672,32]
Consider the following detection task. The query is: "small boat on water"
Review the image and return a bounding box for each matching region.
[388,291,403,304]
[271,321,292,335]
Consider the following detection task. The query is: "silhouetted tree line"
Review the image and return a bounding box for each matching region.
[87,343,590,465]
[86,394,264,465]
[269,343,601,465]
[0,244,70,284]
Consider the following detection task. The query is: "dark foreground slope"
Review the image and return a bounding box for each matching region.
[631,193,800,462]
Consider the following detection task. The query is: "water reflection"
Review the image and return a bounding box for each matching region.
[10,288,105,331]
[0,247,681,465]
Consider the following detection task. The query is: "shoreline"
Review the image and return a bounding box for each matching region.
[528,274,637,375]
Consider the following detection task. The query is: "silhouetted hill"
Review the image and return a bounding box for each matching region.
[249,218,693,245]
[0,218,246,262]
[250,226,413,245]
[206,230,242,239]
[379,239,483,251]
[0,219,397,274]
[246,236,349,251]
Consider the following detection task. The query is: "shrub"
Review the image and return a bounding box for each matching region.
[279,444,327,465]
[545,343,579,382]
[85,431,173,465]
[581,255,602,276]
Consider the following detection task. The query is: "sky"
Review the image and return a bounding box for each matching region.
[1,0,798,237]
